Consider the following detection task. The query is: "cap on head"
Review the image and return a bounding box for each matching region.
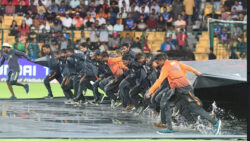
[2,43,11,48]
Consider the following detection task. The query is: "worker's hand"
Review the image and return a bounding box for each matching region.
[197,72,202,77]
[145,91,151,99]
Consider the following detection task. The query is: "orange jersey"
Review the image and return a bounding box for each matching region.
[149,60,199,96]
[107,57,128,77]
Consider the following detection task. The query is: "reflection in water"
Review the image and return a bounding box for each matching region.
[0,99,247,138]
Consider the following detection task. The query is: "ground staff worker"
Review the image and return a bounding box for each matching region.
[145,53,221,135]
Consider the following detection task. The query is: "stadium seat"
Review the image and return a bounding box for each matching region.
[204,4,212,16]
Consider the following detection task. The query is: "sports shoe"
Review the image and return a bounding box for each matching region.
[136,106,144,115]
[153,123,167,129]
[122,105,134,111]
[156,128,173,134]
[24,84,29,94]
[213,120,222,135]
[10,96,17,100]
[44,95,53,99]
[64,99,74,104]
[114,101,123,108]
[98,94,105,104]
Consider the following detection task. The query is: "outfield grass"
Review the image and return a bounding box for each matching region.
[0,82,102,99]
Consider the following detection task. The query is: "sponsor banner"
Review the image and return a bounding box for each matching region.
[0,59,50,82]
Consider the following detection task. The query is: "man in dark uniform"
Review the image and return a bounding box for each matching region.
[0,43,30,99]
[73,43,98,104]
[92,50,112,104]
[42,45,62,99]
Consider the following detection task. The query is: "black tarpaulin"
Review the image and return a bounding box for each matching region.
[33,56,48,67]
[181,60,247,88]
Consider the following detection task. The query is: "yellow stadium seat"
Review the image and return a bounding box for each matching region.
[204,4,213,15]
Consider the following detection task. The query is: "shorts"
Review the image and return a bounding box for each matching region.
[7,71,19,84]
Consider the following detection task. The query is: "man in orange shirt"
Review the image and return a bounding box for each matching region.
[103,49,128,108]
[145,53,221,135]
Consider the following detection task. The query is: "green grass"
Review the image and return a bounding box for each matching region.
[0,82,102,99]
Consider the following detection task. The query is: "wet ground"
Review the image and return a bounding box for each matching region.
[0,98,246,139]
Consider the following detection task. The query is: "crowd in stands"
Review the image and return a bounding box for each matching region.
[0,0,247,59]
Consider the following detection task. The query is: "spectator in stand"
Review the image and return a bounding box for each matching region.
[89,7,96,18]
[32,15,41,29]
[176,28,187,50]
[102,0,110,13]
[28,27,37,42]
[183,0,195,26]
[161,7,172,24]
[96,7,108,19]
[38,29,49,43]
[12,37,25,53]
[5,1,15,16]
[160,37,176,52]
[157,16,167,31]
[39,20,50,33]
[220,7,231,20]
[70,0,80,9]
[166,26,177,44]
[89,23,99,50]
[231,1,243,13]
[50,39,60,52]
[113,19,124,32]
[150,1,160,14]
[219,27,229,47]
[131,37,141,51]
[59,35,68,50]
[106,20,114,35]
[96,13,106,26]
[172,0,184,20]
[125,13,137,30]
[78,31,86,43]
[109,8,117,25]
[9,20,19,36]
[121,33,132,46]
[27,0,38,15]
[119,0,130,13]
[146,14,157,31]
[19,20,30,37]
[16,2,27,16]
[83,12,95,28]
[41,0,52,8]
[58,1,68,16]
[37,1,46,15]
[137,15,147,31]
[27,38,40,59]
[46,7,57,22]
[99,24,109,44]
[213,23,221,37]
[151,9,159,19]
[117,7,128,19]
[231,8,239,21]
[62,12,73,29]
[230,23,243,38]
[51,0,58,14]
[24,14,33,27]
[73,12,84,29]
[130,5,141,21]
[143,39,151,52]
[0,2,5,17]
[108,32,120,50]
[173,14,186,32]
